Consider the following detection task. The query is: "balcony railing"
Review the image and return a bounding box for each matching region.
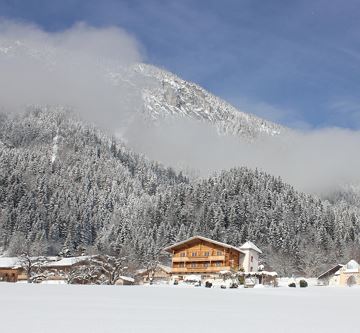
[172,266,231,273]
[172,255,225,262]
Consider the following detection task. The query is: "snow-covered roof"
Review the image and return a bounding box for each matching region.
[239,271,277,276]
[343,260,360,273]
[43,256,91,268]
[118,276,135,283]
[136,264,172,275]
[317,264,344,279]
[0,257,21,268]
[239,241,262,254]
[163,236,245,254]
[157,264,172,274]
[184,275,202,282]
[219,270,232,275]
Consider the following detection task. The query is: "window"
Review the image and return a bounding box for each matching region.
[251,256,253,262]
[179,263,185,268]
[191,252,197,257]
[215,262,222,267]
[217,251,223,256]
[250,266,253,272]
[191,263,197,268]
[180,252,186,257]
[204,251,210,257]
[204,263,209,268]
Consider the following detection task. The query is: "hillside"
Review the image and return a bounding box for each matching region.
[1,110,359,276]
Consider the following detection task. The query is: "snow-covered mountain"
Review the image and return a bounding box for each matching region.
[0,39,283,142]
[132,64,283,139]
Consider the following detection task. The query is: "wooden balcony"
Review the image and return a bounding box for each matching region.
[172,266,231,274]
[172,255,225,262]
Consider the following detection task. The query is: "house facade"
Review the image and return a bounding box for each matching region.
[317,260,360,287]
[163,236,262,278]
[0,258,27,282]
[338,260,360,286]
[317,264,344,286]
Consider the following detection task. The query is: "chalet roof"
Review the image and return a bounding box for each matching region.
[0,256,91,269]
[0,257,21,269]
[163,236,245,254]
[118,276,135,283]
[239,241,262,254]
[317,264,344,280]
[43,256,91,268]
[136,264,172,275]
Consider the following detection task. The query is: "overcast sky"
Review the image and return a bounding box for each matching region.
[1,0,360,130]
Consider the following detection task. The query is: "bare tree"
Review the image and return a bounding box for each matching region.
[67,255,129,285]
[67,264,102,284]
[18,253,50,283]
[90,255,129,285]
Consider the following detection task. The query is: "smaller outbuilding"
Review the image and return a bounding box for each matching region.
[318,260,360,287]
[115,276,135,286]
[136,264,171,284]
[0,258,26,282]
[317,264,344,286]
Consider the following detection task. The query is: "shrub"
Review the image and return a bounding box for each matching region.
[288,282,296,288]
[205,281,212,288]
[299,279,308,288]
[238,276,245,285]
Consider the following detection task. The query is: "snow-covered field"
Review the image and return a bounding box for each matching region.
[0,284,358,333]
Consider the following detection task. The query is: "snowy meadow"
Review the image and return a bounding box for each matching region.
[0,284,358,333]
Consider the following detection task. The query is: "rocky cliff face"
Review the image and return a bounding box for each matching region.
[133,63,283,140]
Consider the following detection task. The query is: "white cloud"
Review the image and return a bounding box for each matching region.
[124,116,360,194]
[0,20,145,130]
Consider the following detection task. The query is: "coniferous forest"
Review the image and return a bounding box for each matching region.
[1,108,359,276]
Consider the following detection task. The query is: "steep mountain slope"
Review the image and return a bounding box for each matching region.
[132,64,283,139]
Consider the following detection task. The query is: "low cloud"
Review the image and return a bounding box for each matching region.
[0,20,149,130]
[125,117,360,194]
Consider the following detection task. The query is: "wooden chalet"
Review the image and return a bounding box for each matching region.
[164,236,247,276]
[0,258,25,282]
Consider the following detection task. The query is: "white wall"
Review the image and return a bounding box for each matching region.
[240,249,259,272]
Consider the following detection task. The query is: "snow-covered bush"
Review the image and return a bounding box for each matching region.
[205,281,212,288]
[299,279,308,288]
